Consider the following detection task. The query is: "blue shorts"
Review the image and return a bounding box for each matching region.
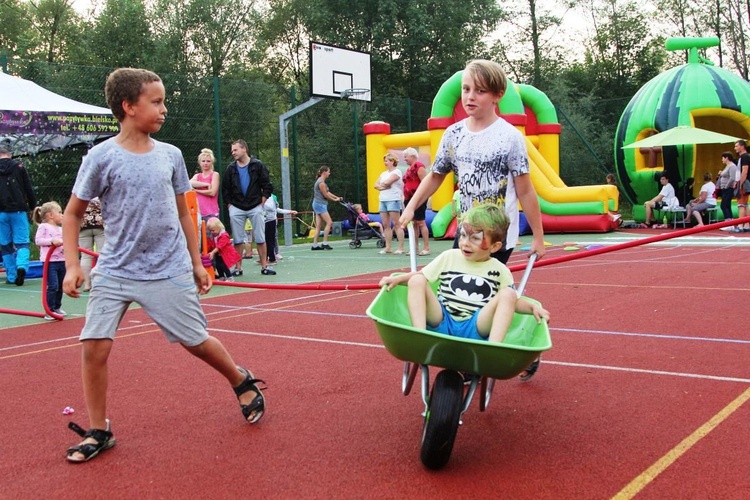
[379,200,402,213]
[312,201,329,215]
[428,304,486,341]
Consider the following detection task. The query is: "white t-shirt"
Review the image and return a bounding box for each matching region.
[699,182,717,206]
[432,118,529,249]
[377,168,403,202]
[659,183,679,208]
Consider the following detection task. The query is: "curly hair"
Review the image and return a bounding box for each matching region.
[105,68,161,121]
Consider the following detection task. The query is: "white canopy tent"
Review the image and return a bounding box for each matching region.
[0,71,118,156]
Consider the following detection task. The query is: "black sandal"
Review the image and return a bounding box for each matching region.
[66,419,115,463]
[233,367,266,424]
[519,357,541,381]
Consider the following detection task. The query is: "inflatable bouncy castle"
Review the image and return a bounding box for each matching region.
[364,72,619,234]
[616,37,750,221]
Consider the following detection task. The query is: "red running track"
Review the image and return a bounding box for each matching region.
[1,240,750,498]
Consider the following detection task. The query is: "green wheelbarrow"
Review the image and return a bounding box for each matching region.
[366,242,552,470]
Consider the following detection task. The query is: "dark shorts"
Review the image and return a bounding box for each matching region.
[405,198,427,221]
[653,201,666,210]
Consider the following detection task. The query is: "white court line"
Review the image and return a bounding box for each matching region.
[552,327,750,344]
[543,360,750,384]
[203,304,750,347]
[210,327,750,384]
[0,289,359,352]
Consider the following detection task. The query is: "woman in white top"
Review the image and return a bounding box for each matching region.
[685,172,717,226]
[375,152,405,254]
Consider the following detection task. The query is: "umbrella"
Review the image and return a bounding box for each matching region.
[622,125,742,201]
[622,125,742,149]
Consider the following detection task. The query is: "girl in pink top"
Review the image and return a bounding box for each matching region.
[190,148,221,220]
[34,201,66,318]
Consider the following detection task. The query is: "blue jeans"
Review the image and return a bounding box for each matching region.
[0,211,31,283]
[46,261,66,311]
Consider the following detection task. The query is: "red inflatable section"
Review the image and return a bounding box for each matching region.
[540,214,613,233]
[442,218,458,240]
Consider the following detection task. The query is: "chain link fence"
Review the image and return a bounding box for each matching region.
[4,58,619,235]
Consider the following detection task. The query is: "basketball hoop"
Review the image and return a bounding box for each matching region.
[341,88,370,113]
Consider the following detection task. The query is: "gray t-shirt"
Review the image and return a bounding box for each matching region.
[313,177,328,204]
[72,138,192,280]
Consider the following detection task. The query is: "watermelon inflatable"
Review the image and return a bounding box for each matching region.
[615,37,750,220]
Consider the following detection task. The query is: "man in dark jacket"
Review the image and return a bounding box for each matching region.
[0,147,36,285]
[221,139,275,276]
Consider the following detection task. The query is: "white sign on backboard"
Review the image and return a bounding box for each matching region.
[310,41,372,101]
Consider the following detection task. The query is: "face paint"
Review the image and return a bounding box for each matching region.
[460,223,488,248]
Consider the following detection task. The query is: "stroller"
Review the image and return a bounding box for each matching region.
[340,201,386,249]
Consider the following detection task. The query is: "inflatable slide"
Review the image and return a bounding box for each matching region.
[364,73,619,233]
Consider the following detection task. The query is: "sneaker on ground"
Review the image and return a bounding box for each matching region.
[321,244,333,250]
[276,254,283,260]
[261,267,277,275]
[720,226,734,231]
[44,315,55,321]
[311,245,324,251]
[54,309,67,316]
[232,269,243,276]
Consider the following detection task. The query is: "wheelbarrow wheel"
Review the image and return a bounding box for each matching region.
[420,369,463,470]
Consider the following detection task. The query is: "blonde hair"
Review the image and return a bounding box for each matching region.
[33,201,62,224]
[198,148,215,168]
[403,147,418,159]
[206,217,225,232]
[384,152,399,166]
[352,203,363,212]
[464,59,507,95]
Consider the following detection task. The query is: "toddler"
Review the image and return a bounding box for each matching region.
[206,217,242,280]
[353,203,384,236]
[34,201,66,319]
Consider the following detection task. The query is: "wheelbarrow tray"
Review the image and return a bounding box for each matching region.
[366,283,552,381]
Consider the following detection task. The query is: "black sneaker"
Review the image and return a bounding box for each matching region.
[15,268,25,286]
[261,267,276,275]
[311,245,324,251]
[232,269,243,277]
[321,244,333,250]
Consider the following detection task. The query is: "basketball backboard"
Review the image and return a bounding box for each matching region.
[310,41,371,101]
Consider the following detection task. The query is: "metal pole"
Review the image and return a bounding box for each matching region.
[213,76,225,222]
[291,86,300,238]
[279,97,324,247]
[354,104,360,203]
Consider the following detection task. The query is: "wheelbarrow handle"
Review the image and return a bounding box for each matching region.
[407,223,418,272]
[516,252,537,297]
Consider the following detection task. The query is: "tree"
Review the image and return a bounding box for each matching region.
[76,0,155,68]
[490,0,573,88]
[28,0,81,63]
[0,0,36,59]
[270,0,503,101]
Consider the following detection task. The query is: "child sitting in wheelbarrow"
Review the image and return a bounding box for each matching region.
[378,203,549,344]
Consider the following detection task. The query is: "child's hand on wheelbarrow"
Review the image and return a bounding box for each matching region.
[379,272,416,291]
[517,298,550,324]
